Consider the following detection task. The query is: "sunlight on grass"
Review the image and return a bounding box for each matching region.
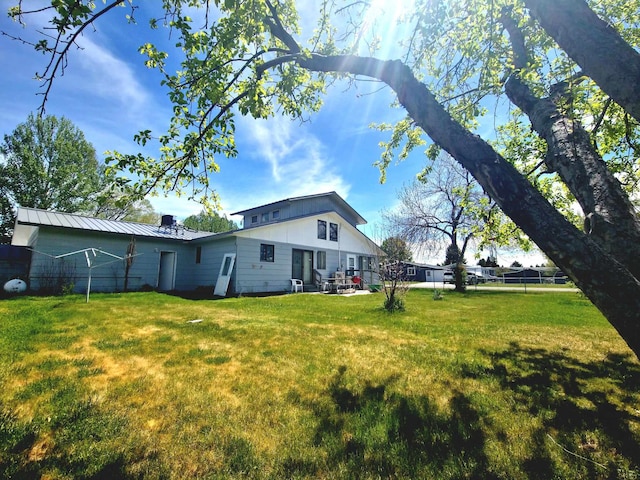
[0,290,638,478]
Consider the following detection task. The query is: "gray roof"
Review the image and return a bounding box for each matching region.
[15,207,217,241]
[231,191,367,225]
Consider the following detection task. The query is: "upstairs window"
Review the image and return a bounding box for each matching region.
[329,222,338,242]
[272,210,280,219]
[251,215,258,224]
[260,243,274,262]
[261,212,269,222]
[195,246,202,264]
[317,220,327,240]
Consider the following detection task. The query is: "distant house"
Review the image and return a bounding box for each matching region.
[398,261,448,282]
[11,192,381,295]
[501,267,566,284]
[503,268,543,284]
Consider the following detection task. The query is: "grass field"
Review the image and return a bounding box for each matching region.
[0,289,638,479]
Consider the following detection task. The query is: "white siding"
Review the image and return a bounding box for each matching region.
[236,212,377,254]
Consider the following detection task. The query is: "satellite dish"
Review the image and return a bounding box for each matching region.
[4,278,27,294]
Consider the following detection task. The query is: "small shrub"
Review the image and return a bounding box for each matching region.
[432,289,444,301]
[38,258,77,295]
[60,283,75,296]
[384,295,405,312]
[380,261,409,312]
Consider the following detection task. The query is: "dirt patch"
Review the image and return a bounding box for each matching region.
[28,433,54,462]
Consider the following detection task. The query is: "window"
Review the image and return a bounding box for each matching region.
[407,266,416,276]
[317,220,327,240]
[261,212,269,222]
[260,243,274,262]
[317,251,326,269]
[195,246,202,264]
[329,222,338,242]
[251,215,258,224]
[272,210,280,219]
[360,256,372,271]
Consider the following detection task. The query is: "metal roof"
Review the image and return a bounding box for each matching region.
[15,207,217,241]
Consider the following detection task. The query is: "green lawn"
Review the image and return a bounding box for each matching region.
[0,290,638,479]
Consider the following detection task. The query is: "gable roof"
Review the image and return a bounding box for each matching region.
[13,207,217,245]
[231,191,367,226]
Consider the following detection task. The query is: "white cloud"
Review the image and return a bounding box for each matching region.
[71,36,150,114]
[147,193,203,220]
[228,115,351,211]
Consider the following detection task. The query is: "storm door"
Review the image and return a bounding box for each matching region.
[214,253,236,296]
[292,249,313,284]
[158,251,176,291]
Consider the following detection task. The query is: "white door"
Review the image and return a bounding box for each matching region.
[158,251,176,291]
[214,253,236,296]
[346,254,357,276]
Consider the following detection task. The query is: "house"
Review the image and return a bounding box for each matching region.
[397,261,449,282]
[11,192,381,295]
[502,268,546,284]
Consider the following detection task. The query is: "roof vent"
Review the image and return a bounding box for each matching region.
[159,214,184,236]
[160,215,176,227]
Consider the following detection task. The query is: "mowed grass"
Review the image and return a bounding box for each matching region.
[0,289,638,479]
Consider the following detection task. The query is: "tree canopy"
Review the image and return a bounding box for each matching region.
[183,210,239,232]
[93,194,160,225]
[380,236,413,263]
[0,114,102,236]
[5,0,640,357]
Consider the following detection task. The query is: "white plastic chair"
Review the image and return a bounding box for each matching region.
[290,278,303,293]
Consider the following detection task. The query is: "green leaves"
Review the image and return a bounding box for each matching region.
[103,0,328,204]
[0,114,104,235]
[372,118,426,183]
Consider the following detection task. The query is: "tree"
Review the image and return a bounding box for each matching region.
[478,257,498,268]
[385,155,488,291]
[380,236,413,263]
[5,0,640,357]
[0,175,13,243]
[0,114,102,235]
[183,211,238,233]
[93,191,160,225]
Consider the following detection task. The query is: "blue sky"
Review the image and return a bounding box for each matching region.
[0,2,544,266]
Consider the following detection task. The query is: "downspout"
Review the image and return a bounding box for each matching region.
[338,222,342,271]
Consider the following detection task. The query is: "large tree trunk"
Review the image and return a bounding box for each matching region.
[500,12,640,279]
[298,54,640,358]
[525,0,640,123]
[504,76,640,278]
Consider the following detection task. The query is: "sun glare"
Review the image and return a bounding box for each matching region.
[368,0,416,21]
[357,0,417,57]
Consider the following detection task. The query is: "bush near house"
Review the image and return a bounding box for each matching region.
[0,290,638,479]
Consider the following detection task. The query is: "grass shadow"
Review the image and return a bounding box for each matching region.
[289,365,500,479]
[463,342,640,477]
